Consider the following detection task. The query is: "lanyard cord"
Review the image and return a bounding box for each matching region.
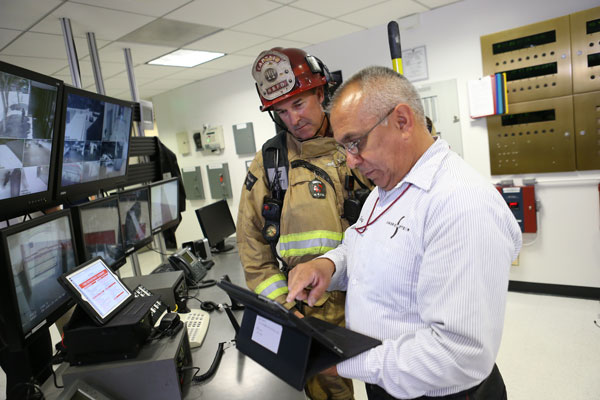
[354,183,412,234]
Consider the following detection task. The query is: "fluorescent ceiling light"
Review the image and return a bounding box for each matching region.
[148,49,224,67]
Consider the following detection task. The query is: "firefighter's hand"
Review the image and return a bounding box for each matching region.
[286,258,335,307]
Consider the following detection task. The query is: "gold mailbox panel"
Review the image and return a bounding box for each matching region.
[487,96,575,175]
[481,16,572,104]
[570,6,600,94]
[573,91,600,170]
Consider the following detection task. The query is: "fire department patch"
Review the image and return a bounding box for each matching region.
[308,179,326,199]
[245,171,257,191]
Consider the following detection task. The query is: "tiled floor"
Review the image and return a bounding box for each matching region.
[2,277,599,399]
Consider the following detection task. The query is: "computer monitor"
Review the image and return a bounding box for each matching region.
[56,86,133,203]
[70,195,126,271]
[0,210,79,349]
[117,186,152,255]
[195,199,236,253]
[0,60,63,219]
[149,177,179,234]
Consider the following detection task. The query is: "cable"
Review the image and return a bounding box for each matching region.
[181,295,220,313]
[190,341,228,383]
[145,245,174,257]
[188,279,217,290]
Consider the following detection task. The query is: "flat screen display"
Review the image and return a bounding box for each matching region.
[78,197,124,268]
[118,187,151,251]
[150,179,179,232]
[59,87,132,196]
[0,63,60,203]
[195,199,236,252]
[5,214,78,336]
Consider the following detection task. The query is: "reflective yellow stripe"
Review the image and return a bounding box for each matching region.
[267,286,289,300]
[279,230,343,243]
[255,273,286,295]
[280,245,338,257]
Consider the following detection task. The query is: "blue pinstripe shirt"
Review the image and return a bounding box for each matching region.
[324,138,522,398]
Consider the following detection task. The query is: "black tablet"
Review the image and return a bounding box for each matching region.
[58,257,133,326]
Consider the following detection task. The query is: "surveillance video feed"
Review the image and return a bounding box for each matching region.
[119,188,150,249]
[80,198,124,267]
[0,70,58,200]
[151,180,178,231]
[61,92,131,187]
[7,215,78,334]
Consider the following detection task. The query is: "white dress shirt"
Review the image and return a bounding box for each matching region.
[324,138,522,399]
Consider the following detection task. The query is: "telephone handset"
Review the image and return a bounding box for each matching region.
[168,247,208,285]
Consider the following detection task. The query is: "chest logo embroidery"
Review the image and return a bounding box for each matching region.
[387,216,410,238]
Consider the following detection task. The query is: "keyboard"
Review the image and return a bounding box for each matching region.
[178,308,210,348]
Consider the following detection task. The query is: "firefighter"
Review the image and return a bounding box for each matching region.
[237,47,370,400]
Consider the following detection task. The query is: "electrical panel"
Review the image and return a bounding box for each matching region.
[573,91,600,170]
[206,163,232,199]
[201,126,225,153]
[233,122,257,155]
[496,185,537,233]
[487,95,575,174]
[481,16,572,104]
[181,167,205,200]
[570,6,600,94]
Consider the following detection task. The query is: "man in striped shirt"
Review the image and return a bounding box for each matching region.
[287,66,522,400]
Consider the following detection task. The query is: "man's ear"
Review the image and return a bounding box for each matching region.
[315,86,325,105]
[391,104,414,135]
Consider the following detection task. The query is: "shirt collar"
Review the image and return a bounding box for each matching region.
[380,138,450,197]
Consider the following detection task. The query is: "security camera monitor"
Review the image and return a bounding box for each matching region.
[56,86,133,202]
[0,61,62,219]
[149,177,180,234]
[0,210,79,348]
[117,186,152,255]
[71,195,126,271]
[195,199,235,253]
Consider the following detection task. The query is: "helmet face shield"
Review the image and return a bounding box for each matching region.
[252,47,328,111]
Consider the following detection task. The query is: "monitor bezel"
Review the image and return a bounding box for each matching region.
[148,177,180,235]
[116,185,153,255]
[0,60,63,220]
[0,209,79,349]
[55,85,134,204]
[195,199,236,249]
[70,195,126,271]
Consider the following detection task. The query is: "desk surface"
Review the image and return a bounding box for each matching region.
[42,248,306,400]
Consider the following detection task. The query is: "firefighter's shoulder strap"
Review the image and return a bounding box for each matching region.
[262,132,289,201]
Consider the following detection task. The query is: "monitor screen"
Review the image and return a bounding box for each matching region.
[0,210,78,345]
[0,61,62,218]
[72,196,125,270]
[195,200,235,252]
[149,178,179,233]
[57,86,133,201]
[118,187,151,253]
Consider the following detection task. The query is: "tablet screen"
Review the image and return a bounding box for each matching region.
[64,258,131,319]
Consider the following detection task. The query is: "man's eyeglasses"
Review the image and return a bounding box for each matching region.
[342,107,395,155]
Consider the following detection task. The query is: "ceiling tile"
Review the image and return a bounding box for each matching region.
[0,55,67,75]
[0,0,62,31]
[139,78,197,91]
[234,7,327,37]
[117,19,220,48]
[291,0,386,18]
[165,0,279,29]
[29,2,155,41]
[184,30,272,54]
[71,0,191,18]
[94,42,177,64]
[1,32,108,60]
[166,67,225,81]
[201,54,255,71]
[417,0,461,8]
[338,0,427,28]
[234,38,310,57]
[138,87,164,100]
[283,20,364,44]
[0,29,21,49]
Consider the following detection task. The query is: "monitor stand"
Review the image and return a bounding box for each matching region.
[211,240,233,253]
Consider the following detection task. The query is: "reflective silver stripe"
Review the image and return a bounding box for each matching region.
[280,237,341,252]
[258,279,288,298]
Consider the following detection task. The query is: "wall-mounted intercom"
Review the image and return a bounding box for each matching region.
[201,126,225,153]
[496,185,537,233]
[176,131,190,155]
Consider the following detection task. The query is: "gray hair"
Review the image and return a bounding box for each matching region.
[327,66,426,126]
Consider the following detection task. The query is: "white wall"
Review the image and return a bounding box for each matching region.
[152,0,600,288]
